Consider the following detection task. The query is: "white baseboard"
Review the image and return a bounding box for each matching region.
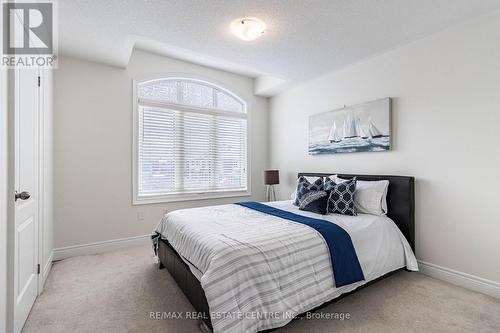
[418,260,500,299]
[53,235,152,261]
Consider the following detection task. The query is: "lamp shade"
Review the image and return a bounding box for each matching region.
[264,170,279,185]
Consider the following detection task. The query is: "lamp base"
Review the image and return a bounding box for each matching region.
[266,185,276,202]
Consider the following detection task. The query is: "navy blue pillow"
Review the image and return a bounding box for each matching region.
[293,176,324,206]
[325,177,357,216]
[298,190,330,215]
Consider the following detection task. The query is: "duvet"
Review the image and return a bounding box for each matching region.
[154,200,418,333]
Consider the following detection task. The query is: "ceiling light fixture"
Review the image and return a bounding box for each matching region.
[230,17,266,41]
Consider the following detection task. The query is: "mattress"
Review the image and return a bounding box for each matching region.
[155,200,418,333]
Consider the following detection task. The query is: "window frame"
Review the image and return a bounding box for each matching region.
[132,75,252,205]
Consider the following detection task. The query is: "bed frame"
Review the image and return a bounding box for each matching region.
[157,173,415,332]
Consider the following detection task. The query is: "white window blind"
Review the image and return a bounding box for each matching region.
[135,78,248,202]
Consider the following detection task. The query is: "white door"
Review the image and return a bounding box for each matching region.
[12,68,40,333]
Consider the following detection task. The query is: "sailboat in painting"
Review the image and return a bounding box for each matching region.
[342,113,358,139]
[368,118,383,138]
[328,121,342,143]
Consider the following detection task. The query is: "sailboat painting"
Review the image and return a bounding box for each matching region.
[309,98,391,155]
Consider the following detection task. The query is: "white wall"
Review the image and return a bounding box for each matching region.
[270,11,500,285]
[54,50,269,250]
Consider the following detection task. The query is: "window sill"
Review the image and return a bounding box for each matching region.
[132,191,252,205]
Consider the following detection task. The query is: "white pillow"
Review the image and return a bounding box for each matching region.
[328,175,389,216]
[290,176,323,201]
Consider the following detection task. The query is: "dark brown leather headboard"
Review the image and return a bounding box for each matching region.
[298,173,415,251]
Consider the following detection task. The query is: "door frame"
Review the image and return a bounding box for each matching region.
[1,1,8,328]
[1,68,9,333]
[38,69,45,291]
[37,69,52,292]
[6,67,17,333]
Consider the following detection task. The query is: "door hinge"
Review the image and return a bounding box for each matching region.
[37,76,41,87]
[37,264,40,275]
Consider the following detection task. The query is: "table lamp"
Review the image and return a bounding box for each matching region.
[264,170,279,201]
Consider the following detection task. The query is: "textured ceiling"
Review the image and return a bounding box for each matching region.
[59,0,500,88]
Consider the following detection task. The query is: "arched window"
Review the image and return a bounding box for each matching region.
[133,78,248,203]
[138,78,245,113]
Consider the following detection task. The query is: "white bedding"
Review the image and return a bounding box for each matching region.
[155,200,418,333]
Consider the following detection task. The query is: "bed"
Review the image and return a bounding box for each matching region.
[154,173,417,332]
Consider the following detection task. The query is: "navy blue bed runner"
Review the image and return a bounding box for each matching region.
[236,202,365,287]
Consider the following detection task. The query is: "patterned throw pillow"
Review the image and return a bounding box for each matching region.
[324,177,336,190]
[325,177,357,216]
[298,190,330,215]
[293,176,324,206]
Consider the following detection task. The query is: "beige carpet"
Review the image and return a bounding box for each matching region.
[23,246,500,333]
